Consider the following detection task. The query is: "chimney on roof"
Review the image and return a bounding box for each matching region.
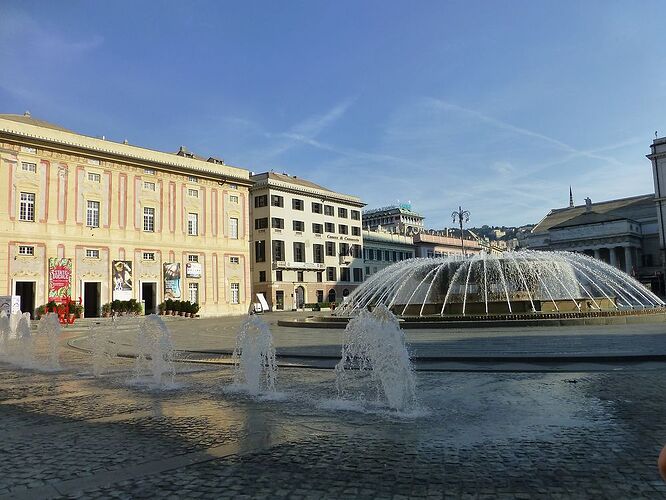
[585,197,592,212]
[24,111,31,118]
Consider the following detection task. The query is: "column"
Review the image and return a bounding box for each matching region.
[610,247,618,268]
[625,246,634,275]
[593,248,600,260]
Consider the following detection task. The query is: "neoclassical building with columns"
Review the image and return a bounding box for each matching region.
[0,113,253,317]
[518,194,661,290]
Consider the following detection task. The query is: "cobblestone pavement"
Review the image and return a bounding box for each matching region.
[2,320,666,498]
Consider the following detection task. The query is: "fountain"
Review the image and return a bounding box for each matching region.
[0,310,10,358]
[14,313,36,369]
[335,304,417,412]
[231,314,277,395]
[336,250,664,319]
[38,312,62,370]
[90,320,119,377]
[134,314,176,387]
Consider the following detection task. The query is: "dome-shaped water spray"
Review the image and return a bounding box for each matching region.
[336,250,664,317]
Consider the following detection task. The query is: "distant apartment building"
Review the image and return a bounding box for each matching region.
[362,230,415,278]
[362,204,425,234]
[413,231,482,257]
[0,113,253,317]
[250,172,364,309]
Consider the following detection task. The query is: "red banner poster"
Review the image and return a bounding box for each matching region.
[49,257,72,302]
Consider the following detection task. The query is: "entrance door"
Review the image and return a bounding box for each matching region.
[142,282,157,315]
[275,291,284,310]
[295,286,305,309]
[15,281,35,318]
[84,282,101,318]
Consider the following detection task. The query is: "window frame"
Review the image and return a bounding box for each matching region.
[143,207,155,232]
[86,200,100,228]
[19,192,35,222]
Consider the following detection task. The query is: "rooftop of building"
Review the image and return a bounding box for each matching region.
[0,112,251,183]
[363,204,424,217]
[250,171,363,206]
[531,193,654,234]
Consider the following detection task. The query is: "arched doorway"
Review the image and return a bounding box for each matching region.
[328,289,336,304]
[295,286,305,309]
[342,289,350,298]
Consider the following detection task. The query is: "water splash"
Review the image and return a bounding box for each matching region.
[14,313,36,369]
[37,313,62,370]
[90,320,119,377]
[231,314,277,395]
[335,304,417,412]
[134,315,176,387]
[0,310,10,358]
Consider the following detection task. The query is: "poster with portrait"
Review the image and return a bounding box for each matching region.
[112,260,133,301]
[163,263,181,299]
[48,258,72,302]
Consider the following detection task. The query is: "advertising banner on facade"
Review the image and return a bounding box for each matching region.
[185,262,202,278]
[48,258,72,302]
[163,263,182,299]
[112,260,133,301]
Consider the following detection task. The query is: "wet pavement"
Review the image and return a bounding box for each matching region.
[2,315,666,498]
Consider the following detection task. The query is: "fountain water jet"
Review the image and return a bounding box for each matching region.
[90,321,119,377]
[231,314,277,395]
[38,313,62,370]
[134,315,176,387]
[335,304,417,412]
[14,313,36,369]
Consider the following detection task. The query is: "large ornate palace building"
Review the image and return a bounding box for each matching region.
[0,113,253,317]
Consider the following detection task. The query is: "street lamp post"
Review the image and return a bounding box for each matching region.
[451,206,471,257]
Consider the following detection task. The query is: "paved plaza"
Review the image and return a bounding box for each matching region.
[2,313,666,498]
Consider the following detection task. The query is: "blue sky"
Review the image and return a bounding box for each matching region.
[1,1,663,227]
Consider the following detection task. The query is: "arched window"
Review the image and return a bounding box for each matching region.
[328,289,336,303]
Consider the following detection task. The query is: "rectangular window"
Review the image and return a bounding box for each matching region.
[325,222,335,233]
[188,213,199,235]
[188,254,199,262]
[254,195,268,208]
[297,270,304,282]
[228,183,238,190]
[392,251,397,261]
[230,195,239,203]
[22,162,37,173]
[144,181,156,191]
[255,240,266,262]
[230,218,238,239]
[384,250,390,261]
[324,205,334,216]
[143,252,155,261]
[188,283,199,304]
[21,146,37,154]
[293,242,305,262]
[88,172,101,182]
[231,283,240,304]
[352,227,361,236]
[271,195,284,207]
[339,243,349,256]
[312,223,323,234]
[292,198,304,210]
[312,202,322,213]
[143,207,155,232]
[368,249,374,260]
[338,208,348,218]
[255,217,269,230]
[276,270,283,282]
[273,240,285,260]
[326,241,335,256]
[317,273,323,283]
[326,266,336,281]
[188,176,198,183]
[293,220,305,232]
[144,168,156,175]
[353,268,363,282]
[341,268,351,282]
[338,224,348,235]
[271,217,284,229]
[351,210,360,221]
[313,244,324,263]
[259,270,266,282]
[230,256,240,264]
[19,192,35,221]
[187,188,198,198]
[86,200,100,228]
[85,249,100,259]
[18,245,34,256]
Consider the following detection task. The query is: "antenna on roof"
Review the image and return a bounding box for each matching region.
[569,186,574,208]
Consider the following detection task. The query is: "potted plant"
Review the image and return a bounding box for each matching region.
[102,303,112,318]
[158,302,165,315]
[70,303,83,319]
[35,304,46,320]
[46,300,58,314]
[165,299,173,316]
[191,302,200,317]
